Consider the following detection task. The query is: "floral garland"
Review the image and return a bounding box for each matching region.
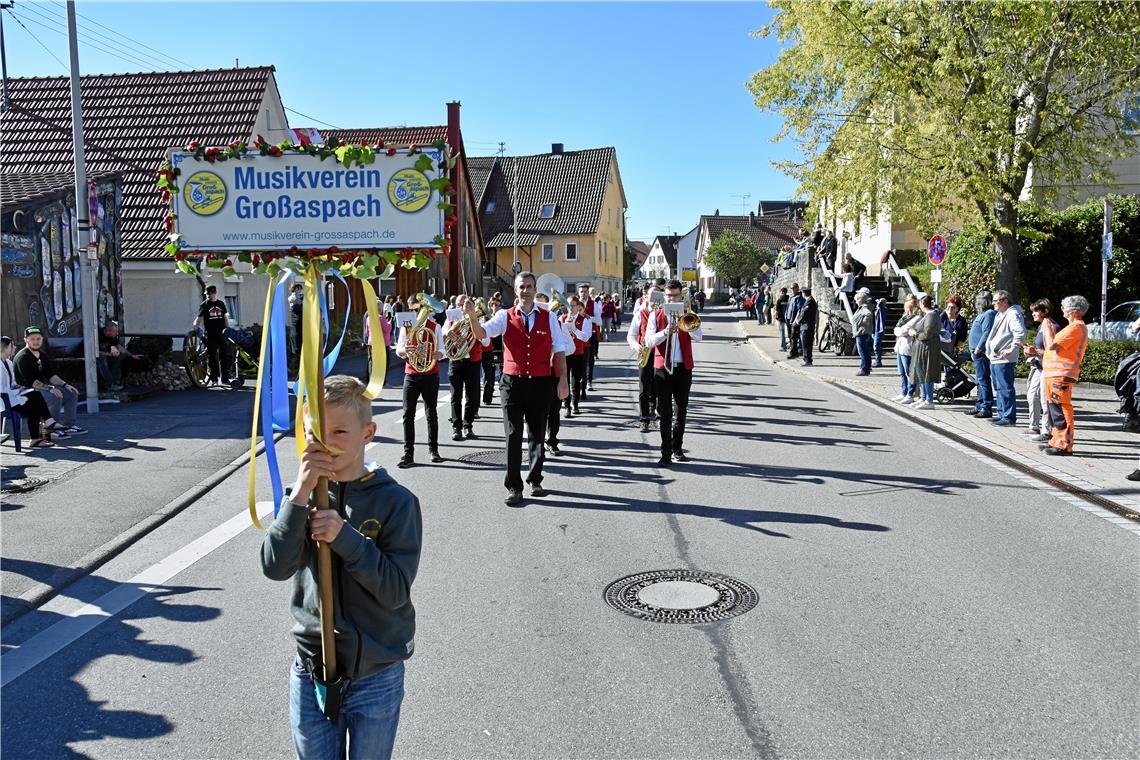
[157,135,457,279]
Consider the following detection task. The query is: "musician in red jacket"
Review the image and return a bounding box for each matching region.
[395,295,445,468]
[577,282,603,393]
[560,296,594,417]
[642,279,703,467]
[469,272,572,506]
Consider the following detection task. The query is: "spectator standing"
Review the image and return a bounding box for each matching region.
[13,326,85,435]
[843,253,867,285]
[965,291,997,418]
[939,296,969,357]
[695,289,705,313]
[785,284,805,358]
[1023,299,1060,441]
[774,288,790,351]
[820,229,838,272]
[193,285,233,387]
[872,297,888,368]
[984,289,1026,426]
[96,320,142,392]
[601,297,616,335]
[907,295,942,409]
[1,335,60,448]
[892,295,923,404]
[851,292,875,376]
[1035,296,1090,455]
[288,283,304,368]
[795,288,818,366]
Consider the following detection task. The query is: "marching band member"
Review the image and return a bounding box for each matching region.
[535,292,564,457]
[643,279,703,468]
[443,295,491,441]
[627,281,662,433]
[395,295,445,468]
[578,283,603,393]
[561,296,593,417]
[468,272,572,506]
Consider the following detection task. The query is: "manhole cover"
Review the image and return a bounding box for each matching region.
[455,449,508,465]
[603,569,758,624]
[0,477,48,494]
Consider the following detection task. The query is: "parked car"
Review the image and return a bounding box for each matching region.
[1088,300,1140,340]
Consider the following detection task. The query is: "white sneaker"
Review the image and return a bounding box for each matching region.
[890,394,905,402]
[913,400,934,410]
[899,397,915,405]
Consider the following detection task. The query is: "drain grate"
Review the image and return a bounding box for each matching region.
[455,449,508,465]
[603,569,758,624]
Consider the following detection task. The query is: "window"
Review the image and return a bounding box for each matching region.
[539,203,557,219]
[541,243,554,261]
[603,241,607,262]
[225,295,240,324]
[608,208,612,225]
[565,242,578,261]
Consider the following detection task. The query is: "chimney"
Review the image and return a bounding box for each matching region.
[551,143,564,155]
[749,211,755,225]
[446,101,462,295]
[714,209,719,216]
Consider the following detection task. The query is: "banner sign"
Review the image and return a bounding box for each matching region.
[681,267,697,282]
[169,149,445,251]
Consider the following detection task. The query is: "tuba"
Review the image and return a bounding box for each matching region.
[406,292,446,373]
[548,288,569,314]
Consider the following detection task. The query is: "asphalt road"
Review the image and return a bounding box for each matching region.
[2,307,1137,759]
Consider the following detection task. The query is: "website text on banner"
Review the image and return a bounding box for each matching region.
[170,149,445,251]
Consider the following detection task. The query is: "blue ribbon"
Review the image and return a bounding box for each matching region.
[292,271,352,399]
[262,271,292,514]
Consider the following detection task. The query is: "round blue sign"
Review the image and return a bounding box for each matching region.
[928,235,947,266]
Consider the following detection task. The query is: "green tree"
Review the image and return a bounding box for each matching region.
[748,0,1140,297]
[703,230,767,286]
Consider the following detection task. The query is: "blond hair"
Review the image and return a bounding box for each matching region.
[322,375,371,425]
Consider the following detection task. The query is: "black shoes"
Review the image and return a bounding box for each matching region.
[430,449,445,463]
[976,411,993,419]
[505,489,523,506]
[452,430,464,442]
[530,484,548,497]
[656,456,671,468]
[1043,446,1071,456]
[397,455,414,469]
[639,420,650,433]
[572,405,580,415]
[545,442,562,456]
[464,426,476,439]
[673,451,690,462]
[564,407,573,418]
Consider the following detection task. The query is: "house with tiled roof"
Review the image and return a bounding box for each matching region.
[469,143,627,297]
[640,234,679,280]
[695,211,798,299]
[0,66,293,334]
[627,240,650,271]
[322,105,487,301]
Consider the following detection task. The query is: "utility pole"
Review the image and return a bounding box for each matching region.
[1,2,13,112]
[67,0,99,414]
[1102,198,1113,336]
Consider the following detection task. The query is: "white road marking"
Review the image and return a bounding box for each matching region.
[1,502,275,689]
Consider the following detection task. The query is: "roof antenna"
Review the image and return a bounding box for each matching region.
[731,193,751,216]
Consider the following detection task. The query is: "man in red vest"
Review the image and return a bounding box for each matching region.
[577,282,603,393]
[443,295,491,442]
[626,282,663,433]
[643,279,704,467]
[395,295,445,468]
[469,272,571,506]
[561,295,594,418]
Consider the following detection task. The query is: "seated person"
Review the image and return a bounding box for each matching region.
[13,326,85,435]
[843,253,868,283]
[97,320,143,392]
[1,335,61,449]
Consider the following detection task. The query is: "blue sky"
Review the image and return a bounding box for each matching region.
[2,1,798,244]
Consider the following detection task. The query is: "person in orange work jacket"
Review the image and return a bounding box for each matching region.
[1027,295,1089,456]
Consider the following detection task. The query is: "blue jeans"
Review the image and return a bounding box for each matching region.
[777,320,787,350]
[992,361,1016,423]
[920,381,935,402]
[896,354,914,397]
[290,657,405,760]
[756,305,765,325]
[855,335,872,373]
[873,331,883,364]
[973,353,993,412]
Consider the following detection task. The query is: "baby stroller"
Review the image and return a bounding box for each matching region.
[934,345,976,404]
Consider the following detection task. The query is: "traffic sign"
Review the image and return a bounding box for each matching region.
[927,235,947,266]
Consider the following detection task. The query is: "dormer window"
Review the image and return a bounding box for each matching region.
[539,203,557,219]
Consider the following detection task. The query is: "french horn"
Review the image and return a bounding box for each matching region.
[406,292,446,373]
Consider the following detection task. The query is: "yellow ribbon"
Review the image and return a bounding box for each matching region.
[248,274,278,529]
[299,262,325,449]
[360,278,387,400]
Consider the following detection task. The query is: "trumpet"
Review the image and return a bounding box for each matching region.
[406,292,446,373]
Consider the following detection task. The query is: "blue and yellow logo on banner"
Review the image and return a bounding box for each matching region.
[387,169,431,213]
[183,171,227,216]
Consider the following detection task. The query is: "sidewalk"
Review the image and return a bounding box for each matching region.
[737,314,1140,516]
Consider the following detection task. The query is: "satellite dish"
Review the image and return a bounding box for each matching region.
[535,273,565,299]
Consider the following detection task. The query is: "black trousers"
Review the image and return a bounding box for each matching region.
[500,374,553,491]
[637,360,656,421]
[14,390,51,438]
[481,351,496,404]
[564,354,587,410]
[799,326,814,364]
[653,367,693,457]
[448,358,480,430]
[205,330,232,382]
[402,373,439,455]
[586,334,599,383]
[547,377,561,445]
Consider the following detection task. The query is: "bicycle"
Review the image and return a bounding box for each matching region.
[183,328,259,389]
[817,311,854,356]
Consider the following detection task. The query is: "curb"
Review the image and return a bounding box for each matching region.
[744,335,1140,524]
[2,431,287,626]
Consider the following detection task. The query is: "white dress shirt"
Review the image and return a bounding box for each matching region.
[644,311,704,365]
[442,318,491,347]
[563,315,594,343]
[0,358,30,412]
[481,304,574,355]
[396,321,445,358]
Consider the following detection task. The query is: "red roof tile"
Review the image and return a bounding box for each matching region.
[0,67,279,259]
[320,127,448,148]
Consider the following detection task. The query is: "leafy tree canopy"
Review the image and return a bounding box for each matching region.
[704,230,767,285]
[748,0,1140,296]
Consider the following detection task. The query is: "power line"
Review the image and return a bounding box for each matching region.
[48,0,196,70]
[3,7,67,72]
[283,105,342,131]
[12,2,164,72]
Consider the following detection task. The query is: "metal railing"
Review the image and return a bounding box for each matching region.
[817,259,855,327]
[885,253,924,300]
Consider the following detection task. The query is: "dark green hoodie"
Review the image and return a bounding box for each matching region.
[260,464,422,678]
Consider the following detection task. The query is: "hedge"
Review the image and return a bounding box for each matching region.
[964,338,1138,386]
